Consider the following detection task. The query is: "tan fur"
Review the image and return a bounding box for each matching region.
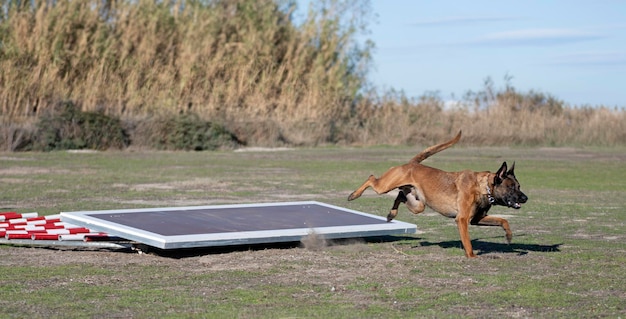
[348,131,527,258]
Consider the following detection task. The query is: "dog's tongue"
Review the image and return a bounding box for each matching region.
[513,203,522,209]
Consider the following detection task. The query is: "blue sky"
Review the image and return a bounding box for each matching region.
[311,1,626,107]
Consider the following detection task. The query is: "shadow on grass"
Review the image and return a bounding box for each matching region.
[3,235,559,258]
[0,235,414,259]
[417,236,562,256]
[141,235,412,259]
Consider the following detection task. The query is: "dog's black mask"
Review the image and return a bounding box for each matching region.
[493,162,528,209]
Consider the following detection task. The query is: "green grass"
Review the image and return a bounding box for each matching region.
[1,146,625,318]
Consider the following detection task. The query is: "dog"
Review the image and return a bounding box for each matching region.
[347,131,527,257]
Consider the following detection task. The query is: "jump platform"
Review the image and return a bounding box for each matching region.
[60,201,417,249]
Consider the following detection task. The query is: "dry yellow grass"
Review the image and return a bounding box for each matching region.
[0,0,623,149]
[0,0,369,120]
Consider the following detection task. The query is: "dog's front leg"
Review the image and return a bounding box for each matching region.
[455,216,476,258]
[471,215,513,244]
[456,194,477,258]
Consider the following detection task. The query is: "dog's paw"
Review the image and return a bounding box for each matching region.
[505,233,512,244]
[347,192,359,201]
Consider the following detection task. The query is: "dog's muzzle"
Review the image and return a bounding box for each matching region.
[508,193,528,209]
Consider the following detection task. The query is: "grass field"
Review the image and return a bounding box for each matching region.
[1,145,625,318]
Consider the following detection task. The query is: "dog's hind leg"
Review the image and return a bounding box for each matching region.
[471,215,513,244]
[387,186,426,222]
[347,175,376,201]
[402,186,425,215]
[348,167,411,201]
[387,191,406,222]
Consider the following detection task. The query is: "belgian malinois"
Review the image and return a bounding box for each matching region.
[347,131,528,257]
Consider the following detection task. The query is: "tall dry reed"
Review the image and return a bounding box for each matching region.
[0,0,371,121]
[351,82,625,147]
[0,0,624,150]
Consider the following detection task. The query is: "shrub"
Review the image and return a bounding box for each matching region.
[134,113,241,151]
[0,122,35,152]
[33,102,129,151]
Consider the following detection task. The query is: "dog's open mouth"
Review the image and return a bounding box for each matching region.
[509,202,523,209]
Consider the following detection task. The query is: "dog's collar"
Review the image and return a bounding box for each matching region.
[481,175,496,204]
[485,184,496,204]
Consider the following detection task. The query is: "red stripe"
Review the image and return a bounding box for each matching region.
[26,229,48,234]
[83,233,113,241]
[0,212,20,219]
[31,234,60,240]
[42,224,65,229]
[2,225,24,230]
[2,224,30,230]
[6,233,32,239]
[25,216,46,222]
[4,230,28,235]
[4,224,65,230]
[42,219,62,224]
[67,227,91,234]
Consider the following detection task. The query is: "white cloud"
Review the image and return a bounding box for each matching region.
[471,28,604,46]
[411,16,518,27]
[549,51,626,66]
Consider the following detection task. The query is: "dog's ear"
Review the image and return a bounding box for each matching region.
[507,161,516,176]
[495,161,508,184]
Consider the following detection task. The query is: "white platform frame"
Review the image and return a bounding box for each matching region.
[60,201,417,249]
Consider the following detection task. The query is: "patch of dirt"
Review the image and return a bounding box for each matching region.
[0,156,35,161]
[0,167,67,175]
[129,183,175,190]
[535,147,626,161]
[234,147,294,152]
[0,238,435,281]
[0,177,37,184]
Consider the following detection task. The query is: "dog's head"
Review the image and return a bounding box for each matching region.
[492,162,528,209]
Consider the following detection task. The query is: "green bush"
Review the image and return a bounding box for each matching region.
[140,113,241,151]
[34,102,129,151]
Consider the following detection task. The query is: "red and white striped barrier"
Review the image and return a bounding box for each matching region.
[0,211,117,243]
[0,212,38,221]
[31,233,62,240]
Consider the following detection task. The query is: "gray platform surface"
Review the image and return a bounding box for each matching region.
[60,201,417,249]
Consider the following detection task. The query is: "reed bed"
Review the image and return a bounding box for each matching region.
[1,0,624,150]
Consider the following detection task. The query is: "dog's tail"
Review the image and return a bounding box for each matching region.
[410,130,462,163]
